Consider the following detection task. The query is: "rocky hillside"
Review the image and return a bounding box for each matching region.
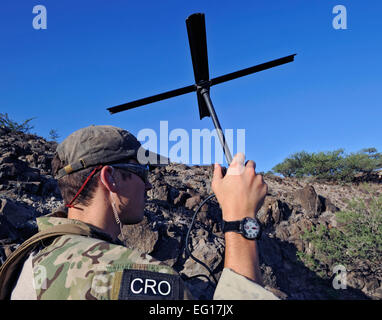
[0,127,381,300]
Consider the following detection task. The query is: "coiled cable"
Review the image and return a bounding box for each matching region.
[183,193,218,288]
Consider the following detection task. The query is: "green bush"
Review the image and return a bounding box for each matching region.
[0,113,35,133]
[272,148,382,181]
[297,196,382,278]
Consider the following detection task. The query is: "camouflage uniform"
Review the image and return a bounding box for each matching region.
[10,211,279,300]
[11,211,192,300]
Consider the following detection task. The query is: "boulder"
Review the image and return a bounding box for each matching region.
[185,195,201,211]
[123,217,159,253]
[0,198,37,240]
[293,185,324,218]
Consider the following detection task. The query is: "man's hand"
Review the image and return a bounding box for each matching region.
[212,153,268,222]
[211,153,267,284]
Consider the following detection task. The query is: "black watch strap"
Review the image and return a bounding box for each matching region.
[222,220,241,233]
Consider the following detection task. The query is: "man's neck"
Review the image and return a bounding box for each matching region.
[67,199,120,241]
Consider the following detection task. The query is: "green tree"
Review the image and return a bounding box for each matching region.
[272,151,311,177]
[272,148,382,181]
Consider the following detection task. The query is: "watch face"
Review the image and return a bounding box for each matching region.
[242,218,260,239]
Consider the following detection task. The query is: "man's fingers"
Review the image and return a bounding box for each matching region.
[231,153,245,166]
[245,160,256,171]
[213,163,223,181]
[227,153,245,176]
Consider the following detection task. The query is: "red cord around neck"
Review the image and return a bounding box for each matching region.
[65,165,103,208]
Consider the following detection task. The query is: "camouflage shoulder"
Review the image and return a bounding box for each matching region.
[36,216,87,232]
[32,235,191,300]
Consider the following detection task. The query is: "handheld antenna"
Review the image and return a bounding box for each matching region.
[108,13,296,165]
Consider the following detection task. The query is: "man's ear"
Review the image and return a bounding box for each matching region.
[100,166,117,192]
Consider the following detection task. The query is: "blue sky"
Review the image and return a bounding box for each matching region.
[1,0,381,172]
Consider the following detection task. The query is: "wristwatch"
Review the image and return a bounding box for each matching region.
[222,217,261,240]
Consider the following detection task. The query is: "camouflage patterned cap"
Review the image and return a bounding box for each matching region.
[55,125,167,179]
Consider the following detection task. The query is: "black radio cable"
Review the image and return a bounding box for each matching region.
[183,193,218,288]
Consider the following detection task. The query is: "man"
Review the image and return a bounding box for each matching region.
[8,125,278,300]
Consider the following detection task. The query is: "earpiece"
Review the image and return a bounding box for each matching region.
[101,167,116,187]
[108,176,115,185]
